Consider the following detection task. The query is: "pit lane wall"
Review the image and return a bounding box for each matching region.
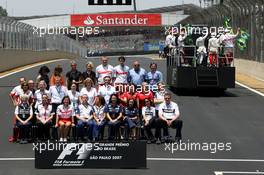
[235,58,264,81]
[0,49,78,73]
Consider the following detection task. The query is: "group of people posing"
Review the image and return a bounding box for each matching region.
[165,27,240,66]
[9,56,183,144]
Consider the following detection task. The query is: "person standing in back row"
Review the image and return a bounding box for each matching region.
[66,61,82,91]
[96,56,115,85]
[128,61,147,86]
[114,56,130,86]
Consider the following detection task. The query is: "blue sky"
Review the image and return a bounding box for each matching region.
[0,0,202,17]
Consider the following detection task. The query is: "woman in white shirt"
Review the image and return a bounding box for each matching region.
[79,78,97,106]
[35,94,53,140]
[68,83,80,116]
[55,96,75,142]
[34,80,50,109]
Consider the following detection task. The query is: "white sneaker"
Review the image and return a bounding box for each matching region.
[63,138,67,142]
[59,138,63,142]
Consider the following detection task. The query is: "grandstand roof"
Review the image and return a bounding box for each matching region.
[14,4,201,21]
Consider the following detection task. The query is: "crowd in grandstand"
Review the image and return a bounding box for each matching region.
[9,56,183,144]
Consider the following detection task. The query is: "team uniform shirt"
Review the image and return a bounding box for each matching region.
[56,105,74,120]
[15,90,34,105]
[114,65,130,84]
[136,91,154,109]
[68,90,80,115]
[177,34,187,48]
[123,107,139,119]
[34,89,50,109]
[128,68,147,86]
[165,34,175,47]
[78,104,94,120]
[98,85,116,104]
[196,35,208,53]
[49,85,68,104]
[208,37,220,53]
[93,105,105,121]
[35,104,54,121]
[119,92,136,107]
[15,103,33,120]
[147,71,163,86]
[158,101,180,120]
[80,87,97,105]
[104,104,123,120]
[95,64,114,84]
[10,85,23,98]
[142,106,156,120]
[154,91,165,110]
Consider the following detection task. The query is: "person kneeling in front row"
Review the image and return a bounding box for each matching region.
[156,93,183,144]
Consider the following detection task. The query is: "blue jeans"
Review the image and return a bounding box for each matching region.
[91,119,106,140]
[76,120,93,139]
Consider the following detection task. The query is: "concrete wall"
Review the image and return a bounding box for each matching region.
[0,49,78,73]
[235,58,264,81]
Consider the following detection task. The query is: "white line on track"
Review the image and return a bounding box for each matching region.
[1,157,264,162]
[0,59,68,79]
[235,81,264,97]
[214,171,264,175]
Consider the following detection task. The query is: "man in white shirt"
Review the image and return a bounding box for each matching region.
[49,76,68,113]
[156,92,183,143]
[114,56,129,85]
[96,56,115,85]
[208,33,221,66]
[98,76,116,104]
[177,29,188,65]
[76,94,94,141]
[196,32,208,65]
[49,76,68,140]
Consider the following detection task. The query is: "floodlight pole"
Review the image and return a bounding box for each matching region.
[133,0,137,12]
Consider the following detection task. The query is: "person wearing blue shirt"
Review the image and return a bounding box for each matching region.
[123,99,139,140]
[147,63,163,86]
[104,94,123,140]
[128,61,147,86]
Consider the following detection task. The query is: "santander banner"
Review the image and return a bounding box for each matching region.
[71,14,161,27]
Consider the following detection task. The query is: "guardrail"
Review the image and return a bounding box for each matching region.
[0,17,87,57]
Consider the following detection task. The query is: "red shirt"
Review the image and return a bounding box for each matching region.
[136,91,154,109]
[119,92,136,107]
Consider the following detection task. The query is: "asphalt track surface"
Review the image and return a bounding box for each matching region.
[0,56,263,175]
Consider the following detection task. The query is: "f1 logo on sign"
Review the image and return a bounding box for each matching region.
[35,141,146,169]
[88,0,132,5]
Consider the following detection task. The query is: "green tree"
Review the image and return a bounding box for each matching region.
[0,6,8,16]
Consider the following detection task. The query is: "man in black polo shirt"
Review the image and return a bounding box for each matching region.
[66,61,82,91]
